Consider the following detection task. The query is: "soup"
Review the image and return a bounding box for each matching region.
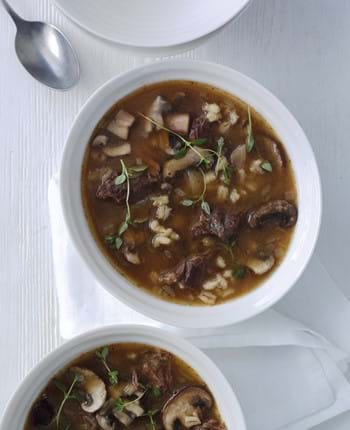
[82,81,297,305]
[25,343,225,430]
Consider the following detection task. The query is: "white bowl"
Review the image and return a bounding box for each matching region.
[60,60,322,329]
[0,325,246,429]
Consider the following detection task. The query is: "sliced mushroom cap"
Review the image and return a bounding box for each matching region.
[230,144,246,169]
[96,414,115,430]
[102,142,131,157]
[123,246,141,265]
[107,110,135,140]
[162,385,213,430]
[113,401,144,426]
[247,200,298,229]
[145,96,171,132]
[163,148,211,178]
[246,253,275,275]
[165,113,190,135]
[92,135,109,147]
[95,399,115,430]
[71,367,107,413]
[258,135,286,169]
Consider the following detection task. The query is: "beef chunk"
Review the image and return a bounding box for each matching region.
[159,254,208,288]
[192,208,240,242]
[96,171,159,205]
[194,420,227,430]
[189,115,209,140]
[139,351,173,392]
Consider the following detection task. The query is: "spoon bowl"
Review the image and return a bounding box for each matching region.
[2,0,80,90]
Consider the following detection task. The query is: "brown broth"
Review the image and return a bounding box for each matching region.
[24,343,223,429]
[82,80,297,305]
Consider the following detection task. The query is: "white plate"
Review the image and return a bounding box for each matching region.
[52,0,251,48]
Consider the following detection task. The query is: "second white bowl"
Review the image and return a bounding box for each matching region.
[0,325,246,429]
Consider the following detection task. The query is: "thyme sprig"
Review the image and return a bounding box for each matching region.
[114,389,147,412]
[138,112,212,166]
[181,168,211,215]
[105,162,148,250]
[145,409,159,430]
[96,347,119,385]
[53,373,83,429]
[214,137,231,185]
[245,107,273,172]
[246,107,255,153]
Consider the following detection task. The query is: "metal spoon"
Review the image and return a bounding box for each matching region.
[1,0,80,90]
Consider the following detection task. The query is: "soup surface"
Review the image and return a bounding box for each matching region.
[25,343,225,430]
[82,80,297,305]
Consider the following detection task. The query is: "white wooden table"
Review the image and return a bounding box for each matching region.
[1,0,349,428]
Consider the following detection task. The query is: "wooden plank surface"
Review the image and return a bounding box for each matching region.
[0,0,349,428]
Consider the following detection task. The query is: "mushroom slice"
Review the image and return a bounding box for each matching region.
[124,402,144,417]
[92,135,108,147]
[258,136,286,169]
[163,148,211,178]
[96,399,115,430]
[102,143,131,157]
[145,96,171,132]
[71,367,107,413]
[107,110,135,140]
[96,415,115,430]
[123,246,141,265]
[162,385,213,430]
[202,103,222,123]
[165,113,190,135]
[230,144,246,169]
[113,410,133,426]
[247,200,298,229]
[246,253,275,275]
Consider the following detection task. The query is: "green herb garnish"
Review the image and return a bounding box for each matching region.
[96,347,119,385]
[201,200,211,216]
[232,265,247,279]
[181,168,210,215]
[53,373,82,429]
[114,390,147,414]
[246,107,255,153]
[260,161,273,172]
[152,387,162,398]
[181,199,194,207]
[114,397,125,412]
[145,409,159,430]
[108,161,149,250]
[105,235,123,250]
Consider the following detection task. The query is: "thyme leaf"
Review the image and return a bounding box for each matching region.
[260,161,273,172]
[201,200,211,215]
[96,347,119,385]
[181,199,194,207]
[232,265,247,279]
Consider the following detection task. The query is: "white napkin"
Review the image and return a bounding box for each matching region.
[49,174,350,429]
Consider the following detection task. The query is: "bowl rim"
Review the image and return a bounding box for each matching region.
[51,0,252,49]
[0,324,246,430]
[59,59,322,329]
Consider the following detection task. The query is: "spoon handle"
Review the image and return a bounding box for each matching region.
[1,0,23,26]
